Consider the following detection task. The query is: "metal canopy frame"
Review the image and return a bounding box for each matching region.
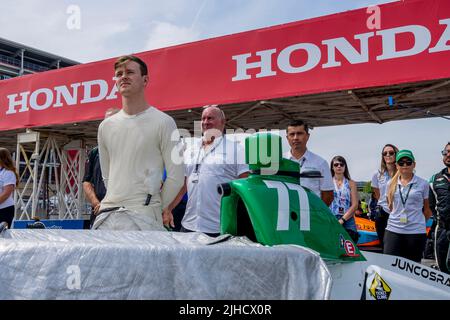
[14,131,86,221]
[1,77,449,152]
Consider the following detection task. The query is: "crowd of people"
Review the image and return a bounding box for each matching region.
[1,55,449,275]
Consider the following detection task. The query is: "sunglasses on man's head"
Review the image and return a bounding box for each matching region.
[442,150,449,156]
[382,151,396,156]
[333,162,345,168]
[397,159,413,167]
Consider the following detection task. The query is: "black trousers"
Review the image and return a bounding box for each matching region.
[434,225,450,274]
[0,205,15,228]
[89,210,96,229]
[172,199,187,232]
[375,207,389,249]
[346,228,360,243]
[384,229,426,263]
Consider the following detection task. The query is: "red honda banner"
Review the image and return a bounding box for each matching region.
[1,0,449,131]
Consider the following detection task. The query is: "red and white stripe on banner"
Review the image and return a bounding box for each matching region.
[1,0,450,131]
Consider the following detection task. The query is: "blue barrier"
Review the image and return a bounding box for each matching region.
[13,219,89,229]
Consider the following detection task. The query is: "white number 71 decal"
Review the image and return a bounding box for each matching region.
[263,180,310,231]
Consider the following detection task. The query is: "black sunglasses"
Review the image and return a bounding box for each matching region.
[442,150,449,156]
[397,160,413,167]
[382,151,396,156]
[333,162,345,167]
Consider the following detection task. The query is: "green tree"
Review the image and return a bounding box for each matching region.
[363,181,372,194]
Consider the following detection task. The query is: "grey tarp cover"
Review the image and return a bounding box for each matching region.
[0,230,331,299]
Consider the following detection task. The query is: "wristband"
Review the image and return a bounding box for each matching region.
[341,216,347,222]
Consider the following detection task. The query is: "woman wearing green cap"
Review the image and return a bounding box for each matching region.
[384,150,433,262]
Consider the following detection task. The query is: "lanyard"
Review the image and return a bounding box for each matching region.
[398,183,414,208]
[194,136,223,173]
[333,178,348,206]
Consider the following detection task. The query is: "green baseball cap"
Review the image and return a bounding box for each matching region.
[396,149,415,162]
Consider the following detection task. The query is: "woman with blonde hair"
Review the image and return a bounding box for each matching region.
[371,144,399,248]
[383,150,432,262]
[0,148,19,228]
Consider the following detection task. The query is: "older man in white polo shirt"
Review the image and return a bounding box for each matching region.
[164,106,249,237]
[283,120,334,206]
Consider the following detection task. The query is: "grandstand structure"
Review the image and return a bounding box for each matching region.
[0,38,83,222]
[0,37,78,80]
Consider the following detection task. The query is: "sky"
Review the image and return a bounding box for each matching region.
[0,0,449,181]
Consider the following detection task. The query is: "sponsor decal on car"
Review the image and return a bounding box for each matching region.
[369,273,391,300]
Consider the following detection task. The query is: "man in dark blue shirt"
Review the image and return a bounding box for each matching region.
[83,108,119,228]
[162,169,187,231]
[83,146,106,228]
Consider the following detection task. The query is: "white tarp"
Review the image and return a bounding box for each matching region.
[0,230,331,300]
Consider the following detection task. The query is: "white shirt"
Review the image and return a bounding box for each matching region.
[0,168,16,209]
[182,137,249,233]
[283,149,334,196]
[98,107,184,212]
[371,170,392,213]
[386,174,429,234]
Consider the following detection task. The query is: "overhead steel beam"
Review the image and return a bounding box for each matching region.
[225,102,261,124]
[261,102,297,121]
[371,79,450,111]
[348,90,383,124]
[390,101,450,121]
